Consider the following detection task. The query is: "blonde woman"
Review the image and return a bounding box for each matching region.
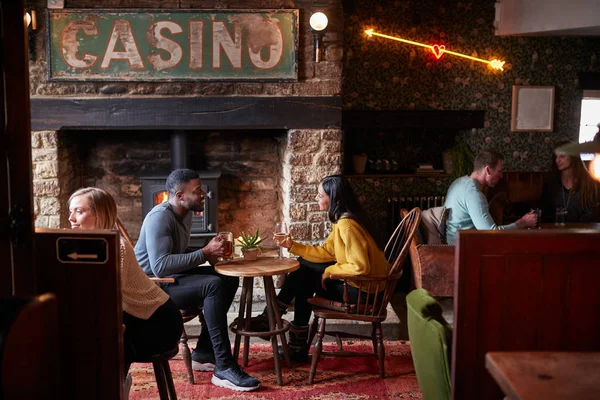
[68,188,182,395]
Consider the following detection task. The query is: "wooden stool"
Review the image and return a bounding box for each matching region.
[179,307,206,384]
[133,346,179,400]
[215,257,299,386]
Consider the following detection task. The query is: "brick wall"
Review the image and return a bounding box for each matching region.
[29,0,343,244]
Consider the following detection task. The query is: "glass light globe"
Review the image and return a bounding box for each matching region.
[310,12,328,31]
[25,11,31,27]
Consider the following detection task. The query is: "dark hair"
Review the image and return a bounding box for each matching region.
[320,175,381,246]
[473,148,504,172]
[166,169,200,197]
[553,141,597,209]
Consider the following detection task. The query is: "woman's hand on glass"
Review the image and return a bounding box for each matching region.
[273,233,293,249]
[274,222,290,257]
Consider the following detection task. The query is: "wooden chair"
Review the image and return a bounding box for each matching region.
[131,346,180,400]
[401,208,455,297]
[1,293,58,400]
[116,218,204,385]
[306,207,421,384]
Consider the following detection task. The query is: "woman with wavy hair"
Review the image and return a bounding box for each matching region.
[541,142,600,222]
[253,175,389,362]
[68,187,183,398]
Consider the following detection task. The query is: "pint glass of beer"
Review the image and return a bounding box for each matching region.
[219,232,234,260]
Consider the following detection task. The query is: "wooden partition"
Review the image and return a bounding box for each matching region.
[35,229,122,400]
[452,228,600,400]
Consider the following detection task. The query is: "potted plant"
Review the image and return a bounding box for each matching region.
[446,139,474,179]
[237,229,263,261]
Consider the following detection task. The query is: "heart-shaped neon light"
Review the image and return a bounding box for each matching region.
[431,45,445,59]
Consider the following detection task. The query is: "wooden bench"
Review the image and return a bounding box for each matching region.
[452,228,600,400]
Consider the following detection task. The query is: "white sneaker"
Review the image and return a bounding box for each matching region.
[192,360,216,372]
[123,373,132,400]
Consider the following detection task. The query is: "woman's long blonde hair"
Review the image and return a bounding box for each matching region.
[68,187,117,229]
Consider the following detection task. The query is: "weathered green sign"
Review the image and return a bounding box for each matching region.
[47,9,298,81]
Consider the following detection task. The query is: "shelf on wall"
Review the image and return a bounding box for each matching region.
[342,110,485,129]
[345,173,451,178]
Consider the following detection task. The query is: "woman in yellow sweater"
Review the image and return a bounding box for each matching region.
[262,175,389,362]
[68,188,182,398]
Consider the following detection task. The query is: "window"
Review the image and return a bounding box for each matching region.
[578,91,600,160]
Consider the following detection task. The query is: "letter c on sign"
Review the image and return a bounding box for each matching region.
[61,20,99,69]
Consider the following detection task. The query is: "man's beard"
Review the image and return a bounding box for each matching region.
[187,200,205,213]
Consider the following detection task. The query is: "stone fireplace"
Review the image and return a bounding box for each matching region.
[32,122,342,246]
[29,0,344,247]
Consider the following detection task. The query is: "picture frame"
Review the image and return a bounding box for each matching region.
[511,85,555,132]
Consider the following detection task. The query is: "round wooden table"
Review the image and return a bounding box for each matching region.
[215,256,299,386]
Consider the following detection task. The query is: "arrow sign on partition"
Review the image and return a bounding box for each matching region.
[57,237,108,264]
[67,252,99,261]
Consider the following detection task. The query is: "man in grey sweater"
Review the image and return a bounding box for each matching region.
[135,169,260,392]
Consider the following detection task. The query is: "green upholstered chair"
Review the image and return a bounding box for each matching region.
[406,289,452,400]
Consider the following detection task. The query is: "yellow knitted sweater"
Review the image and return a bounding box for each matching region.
[120,238,170,320]
[289,217,389,291]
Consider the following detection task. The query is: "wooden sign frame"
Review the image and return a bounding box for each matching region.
[511,85,555,132]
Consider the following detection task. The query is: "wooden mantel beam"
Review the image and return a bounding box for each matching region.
[30,96,342,131]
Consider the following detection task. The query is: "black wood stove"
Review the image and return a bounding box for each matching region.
[140,132,220,248]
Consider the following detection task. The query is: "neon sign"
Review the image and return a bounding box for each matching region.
[364,29,506,71]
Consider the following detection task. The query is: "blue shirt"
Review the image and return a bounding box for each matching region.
[444,176,517,245]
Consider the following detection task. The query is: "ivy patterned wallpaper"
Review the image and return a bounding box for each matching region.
[342,0,600,235]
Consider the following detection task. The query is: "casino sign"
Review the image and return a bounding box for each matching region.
[47,9,299,81]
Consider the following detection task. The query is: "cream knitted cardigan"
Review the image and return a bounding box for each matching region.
[120,238,170,320]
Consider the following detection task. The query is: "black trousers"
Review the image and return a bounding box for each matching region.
[159,265,239,368]
[123,298,183,374]
[277,257,362,327]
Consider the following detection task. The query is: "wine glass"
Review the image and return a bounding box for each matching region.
[273,222,288,259]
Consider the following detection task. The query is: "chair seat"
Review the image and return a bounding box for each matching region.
[132,346,179,363]
[180,307,201,322]
[312,306,387,322]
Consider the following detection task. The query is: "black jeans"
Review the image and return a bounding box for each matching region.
[123,298,183,374]
[159,265,239,368]
[277,257,363,327]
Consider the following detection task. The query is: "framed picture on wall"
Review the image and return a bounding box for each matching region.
[511,86,555,132]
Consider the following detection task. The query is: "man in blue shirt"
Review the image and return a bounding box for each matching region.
[444,148,537,245]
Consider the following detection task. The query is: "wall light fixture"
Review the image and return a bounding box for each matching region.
[25,9,37,60]
[309,12,328,62]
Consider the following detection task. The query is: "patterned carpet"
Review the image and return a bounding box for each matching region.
[129,340,422,399]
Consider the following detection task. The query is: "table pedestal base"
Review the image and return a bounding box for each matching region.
[229,276,292,386]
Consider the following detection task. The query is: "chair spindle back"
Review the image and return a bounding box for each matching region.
[341,208,421,318]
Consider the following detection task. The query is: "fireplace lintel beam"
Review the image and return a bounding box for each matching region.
[30,96,342,131]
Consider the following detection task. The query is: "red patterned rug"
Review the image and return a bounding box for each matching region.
[129,340,422,399]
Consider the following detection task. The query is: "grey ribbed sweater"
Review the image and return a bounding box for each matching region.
[134,202,206,277]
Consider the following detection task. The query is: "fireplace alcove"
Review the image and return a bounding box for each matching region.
[61,128,288,246]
